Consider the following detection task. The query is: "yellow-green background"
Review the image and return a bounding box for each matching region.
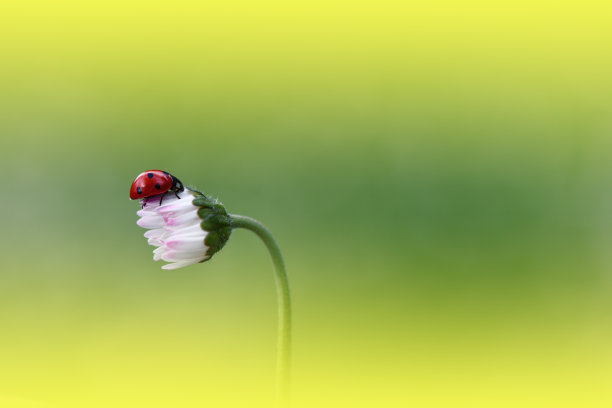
[2,1,612,407]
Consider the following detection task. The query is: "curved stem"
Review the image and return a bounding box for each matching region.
[229,214,291,406]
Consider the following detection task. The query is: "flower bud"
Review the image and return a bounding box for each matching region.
[135,187,231,270]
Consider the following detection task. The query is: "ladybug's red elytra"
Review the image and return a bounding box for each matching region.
[130,170,184,204]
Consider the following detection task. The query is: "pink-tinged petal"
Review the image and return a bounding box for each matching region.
[158,198,195,215]
[153,247,166,261]
[164,210,200,228]
[137,215,164,229]
[144,229,164,239]
[136,209,150,218]
[165,223,205,236]
[147,237,163,246]
[161,248,208,262]
[141,198,159,209]
[137,206,161,216]
[162,258,207,270]
[165,236,206,251]
[141,193,183,211]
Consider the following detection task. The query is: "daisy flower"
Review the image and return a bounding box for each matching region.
[135,187,231,270]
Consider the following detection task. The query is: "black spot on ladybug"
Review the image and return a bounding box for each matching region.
[147,173,154,178]
[155,183,161,190]
[137,187,142,194]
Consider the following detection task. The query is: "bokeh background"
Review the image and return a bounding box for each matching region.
[2,1,612,407]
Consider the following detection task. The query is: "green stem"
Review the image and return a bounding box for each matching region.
[229,214,291,406]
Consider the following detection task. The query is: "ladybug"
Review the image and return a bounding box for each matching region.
[130,170,184,205]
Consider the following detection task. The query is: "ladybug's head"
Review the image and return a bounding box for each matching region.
[169,173,184,193]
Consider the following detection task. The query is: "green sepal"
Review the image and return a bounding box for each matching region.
[204,231,220,248]
[218,226,231,243]
[201,213,231,231]
[191,190,232,259]
[193,195,215,208]
[197,207,213,219]
[213,203,226,213]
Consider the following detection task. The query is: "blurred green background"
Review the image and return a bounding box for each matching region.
[1,1,612,407]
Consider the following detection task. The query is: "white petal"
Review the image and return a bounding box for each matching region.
[142,196,162,209]
[163,210,200,228]
[165,224,207,238]
[158,197,195,215]
[137,209,154,218]
[160,248,208,262]
[164,231,207,244]
[153,249,165,261]
[144,229,164,238]
[144,229,164,246]
[164,236,207,251]
[141,193,181,210]
[147,238,163,246]
[162,258,207,270]
[137,215,164,229]
[153,246,166,255]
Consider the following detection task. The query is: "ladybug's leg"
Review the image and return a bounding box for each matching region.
[174,191,180,199]
[159,193,165,206]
